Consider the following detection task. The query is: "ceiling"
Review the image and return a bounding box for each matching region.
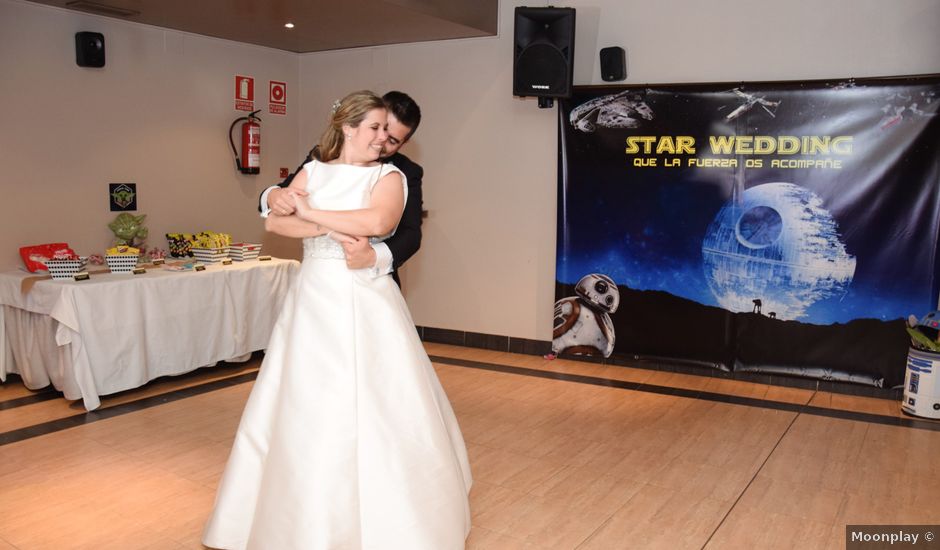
[27,0,499,53]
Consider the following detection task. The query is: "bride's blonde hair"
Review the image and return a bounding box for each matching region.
[317,90,386,162]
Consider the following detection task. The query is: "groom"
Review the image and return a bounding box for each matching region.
[259,91,423,286]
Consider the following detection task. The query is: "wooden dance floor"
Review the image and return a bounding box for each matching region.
[1,342,938,549]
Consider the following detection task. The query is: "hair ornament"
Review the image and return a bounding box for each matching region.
[331,99,342,114]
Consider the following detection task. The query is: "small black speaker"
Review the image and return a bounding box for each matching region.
[513,7,576,98]
[75,31,105,67]
[600,47,626,82]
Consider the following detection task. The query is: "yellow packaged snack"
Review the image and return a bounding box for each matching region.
[106,246,139,256]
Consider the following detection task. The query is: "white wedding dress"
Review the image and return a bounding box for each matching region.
[203,160,472,550]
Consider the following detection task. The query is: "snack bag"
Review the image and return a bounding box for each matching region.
[166,233,194,257]
[19,243,75,273]
[194,231,233,250]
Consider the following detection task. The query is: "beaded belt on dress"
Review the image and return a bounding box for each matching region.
[303,236,345,259]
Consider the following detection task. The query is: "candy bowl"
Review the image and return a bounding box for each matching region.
[45,257,88,280]
[191,246,230,263]
[105,254,140,274]
[229,243,262,261]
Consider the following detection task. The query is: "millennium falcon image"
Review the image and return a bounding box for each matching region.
[569,91,654,133]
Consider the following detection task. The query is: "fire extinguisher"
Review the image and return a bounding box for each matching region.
[229,110,261,174]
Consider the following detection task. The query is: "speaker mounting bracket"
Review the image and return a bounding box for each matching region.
[537,97,555,109]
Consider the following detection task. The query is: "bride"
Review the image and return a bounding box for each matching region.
[203,90,472,550]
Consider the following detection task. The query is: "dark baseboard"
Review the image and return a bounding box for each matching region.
[417,326,551,356]
[416,326,903,401]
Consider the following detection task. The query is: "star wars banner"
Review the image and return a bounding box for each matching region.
[555,76,940,387]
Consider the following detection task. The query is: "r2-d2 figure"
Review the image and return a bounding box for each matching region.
[903,311,940,419]
[553,273,620,358]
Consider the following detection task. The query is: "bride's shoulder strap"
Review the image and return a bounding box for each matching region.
[373,163,406,189]
[303,158,318,175]
[298,159,319,188]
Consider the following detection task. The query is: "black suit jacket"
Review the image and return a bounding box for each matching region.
[261,151,424,285]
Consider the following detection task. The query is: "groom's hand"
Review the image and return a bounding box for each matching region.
[268,187,308,216]
[342,237,377,270]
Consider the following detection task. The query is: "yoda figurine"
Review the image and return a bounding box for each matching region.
[108,213,149,249]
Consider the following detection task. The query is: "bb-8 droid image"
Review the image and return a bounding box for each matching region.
[553,273,620,358]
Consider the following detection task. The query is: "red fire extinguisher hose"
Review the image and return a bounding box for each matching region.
[229,110,261,173]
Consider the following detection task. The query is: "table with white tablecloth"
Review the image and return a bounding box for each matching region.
[0,258,299,410]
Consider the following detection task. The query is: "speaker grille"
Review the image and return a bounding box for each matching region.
[515,44,568,95]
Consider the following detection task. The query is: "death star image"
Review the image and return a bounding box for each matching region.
[701,182,856,320]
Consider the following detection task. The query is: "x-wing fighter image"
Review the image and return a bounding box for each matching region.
[724,88,781,121]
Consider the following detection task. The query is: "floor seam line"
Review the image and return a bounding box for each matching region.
[698,390,814,549]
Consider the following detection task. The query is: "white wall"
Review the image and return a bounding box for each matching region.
[2,0,938,342]
[0,0,302,268]
[296,0,940,341]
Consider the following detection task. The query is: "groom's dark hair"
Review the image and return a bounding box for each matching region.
[383,91,421,141]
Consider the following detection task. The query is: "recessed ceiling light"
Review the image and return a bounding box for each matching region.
[284,22,295,29]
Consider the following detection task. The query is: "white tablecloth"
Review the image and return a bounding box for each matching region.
[0,258,299,410]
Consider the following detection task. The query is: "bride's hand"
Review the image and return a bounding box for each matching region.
[291,194,314,221]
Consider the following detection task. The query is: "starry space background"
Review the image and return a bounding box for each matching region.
[554,76,940,385]
[557,77,940,325]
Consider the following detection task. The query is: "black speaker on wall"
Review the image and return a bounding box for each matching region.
[599,46,626,81]
[513,7,575,99]
[75,31,105,67]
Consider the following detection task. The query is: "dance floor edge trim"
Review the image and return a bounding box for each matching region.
[1,353,937,447]
[428,355,940,433]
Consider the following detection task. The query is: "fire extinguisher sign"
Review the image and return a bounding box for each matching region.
[269,81,287,115]
[234,75,254,111]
